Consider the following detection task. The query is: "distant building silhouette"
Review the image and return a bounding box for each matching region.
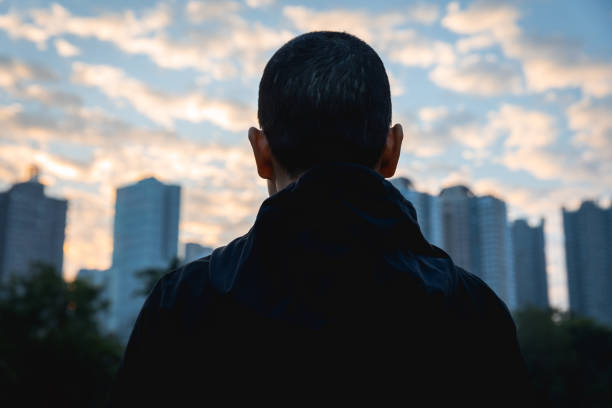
[511,219,549,310]
[183,242,213,264]
[563,201,612,326]
[476,195,516,310]
[439,186,516,309]
[0,171,67,281]
[440,186,478,274]
[390,177,443,248]
[109,177,181,341]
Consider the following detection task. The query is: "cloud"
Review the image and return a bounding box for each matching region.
[499,145,610,185]
[389,33,455,67]
[456,33,496,54]
[18,83,82,108]
[442,1,612,97]
[450,122,495,150]
[0,101,176,149]
[0,3,292,81]
[567,97,612,159]
[444,104,612,184]
[442,1,520,39]
[521,57,612,98]
[0,56,82,108]
[0,55,56,87]
[29,2,171,40]
[429,54,523,96]
[450,104,554,151]
[401,123,450,158]
[0,10,50,48]
[464,102,612,184]
[501,148,566,180]
[282,5,442,45]
[404,3,440,25]
[245,0,275,8]
[53,38,80,57]
[397,108,474,157]
[489,104,556,148]
[418,106,448,123]
[444,104,603,183]
[401,105,555,160]
[282,5,403,45]
[387,71,405,96]
[186,1,241,23]
[283,5,453,69]
[71,62,256,131]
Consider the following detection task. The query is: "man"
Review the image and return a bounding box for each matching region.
[110,31,531,406]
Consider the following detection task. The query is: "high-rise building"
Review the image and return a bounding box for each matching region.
[476,195,515,310]
[183,242,213,264]
[511,219,549,310]
[390,177,443,247]
[0,170,67,281]
[563,200,612,326]
[439,186,516,309]
[440,186,478,274]
[109,177,181,341]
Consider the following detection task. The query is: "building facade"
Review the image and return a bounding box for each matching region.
[476,195,515,310]
[563,201,612,326]
[439,186,516,310]
[109,177,181,341]
[0,173,67,281]
[511,219,549,310]
[390,177,443,248]
[439,185,478,274]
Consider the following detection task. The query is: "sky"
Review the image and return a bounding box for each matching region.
[1,0,611,310]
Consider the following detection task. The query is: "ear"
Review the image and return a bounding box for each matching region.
[378,123,403,178]
[248,127,274,180]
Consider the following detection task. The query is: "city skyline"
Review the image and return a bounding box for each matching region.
[1,0,611,311]
[3,168,612,325]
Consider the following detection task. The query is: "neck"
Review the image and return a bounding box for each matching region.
[268,173,298,196]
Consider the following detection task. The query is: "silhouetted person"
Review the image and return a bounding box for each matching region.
[110,32,532,407]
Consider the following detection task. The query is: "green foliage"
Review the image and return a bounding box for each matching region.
[0,263,123,407]
[515,307,612,407]
[133,256,180,297]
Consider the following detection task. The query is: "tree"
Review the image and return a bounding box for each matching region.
[0,263,123,407]
[515,307,612,407]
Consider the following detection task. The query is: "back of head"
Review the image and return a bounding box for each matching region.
[258,31,392,178]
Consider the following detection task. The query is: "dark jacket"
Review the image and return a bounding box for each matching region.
[109,163,531,406]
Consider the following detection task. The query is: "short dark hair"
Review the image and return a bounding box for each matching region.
[258,31,392,177]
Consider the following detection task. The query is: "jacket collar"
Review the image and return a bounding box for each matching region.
[210,162,441,292]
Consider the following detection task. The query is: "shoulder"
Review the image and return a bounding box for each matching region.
[144,256,213,318]
[452,266,517,333]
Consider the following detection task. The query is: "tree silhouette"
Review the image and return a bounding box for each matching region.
[515,307,612,407]
[0,263,123,407]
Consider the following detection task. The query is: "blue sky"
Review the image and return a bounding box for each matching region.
[1,0,611,310]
